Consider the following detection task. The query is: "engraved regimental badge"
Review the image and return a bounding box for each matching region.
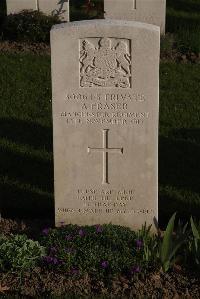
[80,38,131,88]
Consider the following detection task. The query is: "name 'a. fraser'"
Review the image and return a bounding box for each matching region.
[82,102,128,110]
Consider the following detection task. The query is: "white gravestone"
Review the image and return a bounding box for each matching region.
[51,20,160,230]
[104,0,166,35]
[6,0,36,13]
[39,0,69,21]
[6,0,69,21]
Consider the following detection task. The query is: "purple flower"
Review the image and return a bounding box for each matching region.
[65,247,76,254]
[42,227,50,235]
[52,257,59,265]
[130,265,140,274]
[95,224,103,233]
[43,256,51,263]
[78,228,86,237]
[101,260,109,269]
[65,234,73,241]
[135,239,143,249]
[60,221,65,227]
[71,267,79,275]
[43,256,59,265]
[50,247,57,254]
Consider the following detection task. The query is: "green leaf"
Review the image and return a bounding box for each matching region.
[163,260,170,272]
[190,217,200,240]
[168,238,185,261]
[160,212,176,266]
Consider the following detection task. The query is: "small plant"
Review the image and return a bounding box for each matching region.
[188,217,200,268]
[160,213,187,272]
[135,223,159,268]
[0,234,46,271]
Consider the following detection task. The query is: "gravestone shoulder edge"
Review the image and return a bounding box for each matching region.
[51,19,160,33]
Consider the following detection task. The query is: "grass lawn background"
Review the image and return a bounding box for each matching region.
[0,0,200,227]
[166,0,200,53]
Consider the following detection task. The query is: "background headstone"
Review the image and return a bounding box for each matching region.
[51,20,160,230]
[6,0,36,14]
[104,0,166,35]
[6,0,69,21]
[39,0,69,21]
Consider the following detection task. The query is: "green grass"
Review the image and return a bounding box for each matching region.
[0,53,53,218]
[166,0,200,53]
[159,62,200,224]
[0,53,199,226]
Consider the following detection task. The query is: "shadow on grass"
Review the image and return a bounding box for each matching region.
[1,181,54,219]
[0,144,53,191]
[160,130,200,194]
[159,128,200,226]
[166,14,200,33]
[0,0,6,28]
[167,0,200,13]
[166,0,200,53]
[0,118,52,152]
[0,118,54,219]
[0,0,6,14]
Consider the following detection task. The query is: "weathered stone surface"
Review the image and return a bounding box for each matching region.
[51,20,160,230]
[104,0,166,35]
[6,0,69,21]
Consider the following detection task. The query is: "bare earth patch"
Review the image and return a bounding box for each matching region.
[0,217,53,238]
[0,41,50,55]
[0,266,200,298]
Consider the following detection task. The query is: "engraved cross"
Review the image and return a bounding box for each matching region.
[87,129,123,185]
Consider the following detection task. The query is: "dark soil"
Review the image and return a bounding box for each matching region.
[0,217,53,239]
[0,265,200,298]
[0,218,200,298]
[160,47,200,64]
[0,41,50,55]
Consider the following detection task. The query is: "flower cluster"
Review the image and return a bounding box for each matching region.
[42,227,50,236]
[78,228,86,237]
[135,239,143,250]
[130,265,140,274]
[95,224,103,233]
[101,260,109,269]
[70,267,79,275]
[50,246,57,254]
[43,256,60,265]
[40,224,147,277]
[65,234,74,241]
